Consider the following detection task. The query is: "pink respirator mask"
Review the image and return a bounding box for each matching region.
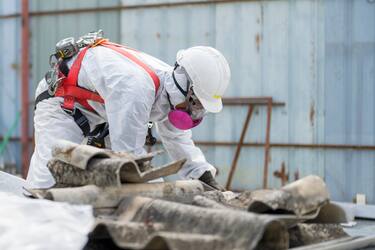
[168,96,207,130]
[167,67,207,130]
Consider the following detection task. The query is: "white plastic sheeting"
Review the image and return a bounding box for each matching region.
[0,171,30,197]
[0,191,94,250]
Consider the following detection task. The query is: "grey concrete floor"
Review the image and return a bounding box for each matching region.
[344,220,375,250]
[344,219,375,237]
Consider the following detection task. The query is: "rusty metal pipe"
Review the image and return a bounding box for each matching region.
[0,13,19,19]
[21,0,30,178]
[5,137,375,150]
[223,97,284,106]
[0,0,266,19]
[225,105,254,190]
[193,142,375,150]
[263,98,272,189]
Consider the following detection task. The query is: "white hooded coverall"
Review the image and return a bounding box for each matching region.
[27,45,216,188]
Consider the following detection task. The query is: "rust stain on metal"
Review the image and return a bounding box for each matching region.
[155,32,161,39]
[10,63,19,70]
[273,162,289,186]
[255,33,261,53]
[309,101,315,127]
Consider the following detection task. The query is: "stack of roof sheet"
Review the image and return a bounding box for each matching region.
[28,140,353,250]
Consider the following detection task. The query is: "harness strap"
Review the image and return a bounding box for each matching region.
[71,108,91,136]
[54,41,159,112]
[100,42,160,94]
[55,46,104,111]
[59,60,70,77]
[34,91,91,137]
[34,90,53,109]
[36,40,161,139]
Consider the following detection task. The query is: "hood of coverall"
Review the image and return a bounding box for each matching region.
[166,65,190,107]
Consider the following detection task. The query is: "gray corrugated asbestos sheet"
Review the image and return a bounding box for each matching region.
[0,0,374,203]
[28,141,350,250]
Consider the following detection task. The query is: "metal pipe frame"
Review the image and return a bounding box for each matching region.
[225,97,273,190]
[4,137,375,150]
[263,98,272,189]
[225,105,254,190]
[194,142,375,150]
[0,0,263,19]
[21,0,30,178]
[223,97,284,106]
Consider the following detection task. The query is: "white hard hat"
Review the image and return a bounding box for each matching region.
[176,46,231,113]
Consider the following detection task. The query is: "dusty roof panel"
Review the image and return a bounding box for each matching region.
[29,141,354,250]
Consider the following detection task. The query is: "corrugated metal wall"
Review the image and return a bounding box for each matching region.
[0,0,374,203]
[0,0,21,169]
[29,0,122,90]
[324,0,375,203]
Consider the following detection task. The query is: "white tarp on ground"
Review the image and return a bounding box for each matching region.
[0,191,94,250]
[0,171,30,197]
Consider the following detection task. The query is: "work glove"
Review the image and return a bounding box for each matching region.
[198,171,226,192]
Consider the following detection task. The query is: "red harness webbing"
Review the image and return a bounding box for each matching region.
[101,42,161,92]
[55,41,160,112]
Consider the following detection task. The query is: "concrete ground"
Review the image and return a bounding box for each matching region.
[344,219,375,250]
[344,219,375,237]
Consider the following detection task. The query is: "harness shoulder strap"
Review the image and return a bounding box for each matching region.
[34,90,53,109]
[55,41,160,112]
[35,40,161,141]
[100,42,160,95]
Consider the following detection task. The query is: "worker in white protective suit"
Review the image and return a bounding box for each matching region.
[27,34,231,190]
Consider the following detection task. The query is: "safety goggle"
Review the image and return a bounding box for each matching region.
[185,87,208,120]
[172,63,208,120]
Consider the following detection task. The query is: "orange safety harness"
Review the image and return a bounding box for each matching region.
[35,40,160,146]
[54,39,160,113]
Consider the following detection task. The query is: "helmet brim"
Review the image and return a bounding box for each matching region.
[194,88,223,113]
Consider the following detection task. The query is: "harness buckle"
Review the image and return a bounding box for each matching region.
[61,95,76,115]
[61,106,75,116]
[76,30,104,48]
[145,122,157,146]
